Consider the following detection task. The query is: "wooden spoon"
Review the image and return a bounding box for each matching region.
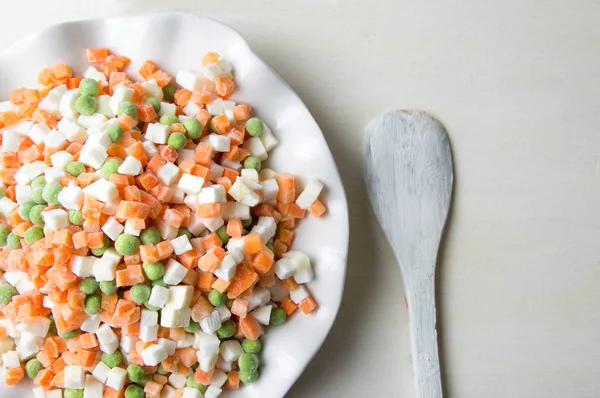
[364,110,453,398]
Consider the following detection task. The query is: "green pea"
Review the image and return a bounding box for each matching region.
[167,132,186,150]
[239,369,259,384]
[0,225,8,247]
[64,389,83,398]
[79,78,99,97]
[0,188,4,199]
[162,84,177,102]
[100,158,122,179]
[107,124,124,143]
[68,209,83,225]
[79,278,99,295]
[208,119,217,133]
[225,299,234,309]
[115,233,140,255]
[31,188,46,205]
[183,117,202,139]
[270,307,287,326]
[216,320,236,339]
[101,350,123,368]
[242,339,262,354]
[265,242,274,252]
[48,314,57,336]
[18,200,36,221]
[145,97,161,113]
[117,101,137,119]
[41,181,63,206]
[125,384,144,398]
[6,233,21,249]
[31,175,47,190]
[130,284,151,304]
[215,226,230,245]
[156,363,167,375]
[58,328,79,339]
[91,234,110,256]
[151,277,166,287]
[0,284,17,306]
[142,262,164,281]
[139,227,160,245]
[245,117,264,137]
[177,227,192,239]
[184,320,200,333]
[186,376,207,392]
[99,280,117,295]
[208,289,227,306]
[84,294,102,315]
[24,226,44,244]
[241,217,253,228]
[243,156,262,172]
[127,363,146,382]
[66,161,86,177]
[28,205,45,227]
[160,114,178,126]
[25,358,44,379]
[144,301,160,311]
[238,353,259,373]
[75,95,96,116]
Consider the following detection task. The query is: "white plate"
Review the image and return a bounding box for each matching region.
[0,12,349,398]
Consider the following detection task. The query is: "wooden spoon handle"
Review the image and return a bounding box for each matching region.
[406,277,442,398]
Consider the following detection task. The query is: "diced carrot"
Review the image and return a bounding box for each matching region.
[148,70,172,87]
[258,269,275,287]
[178,247,201,268]
[80,332,98,349]
[225,371,240,390]
[77,349,97,367]
[251,248,274,275]
[4,365,24,386]
[156,240,173,259]
[174,88,192,107]
[281,277,299,291]
[273,240,288,258]
[277,228,295,247]
[150,184,173,203]
[53,63,72,80]
[201,233,222,252]
[144,381,163,396]
[299,295,318,314]
[146,155,166,175]
[196,272,216,292]
[212,114,230,134]
[116,201,151,219]
[194,366,214,385]
[243,233,263,254]
[227,264,259,299]
[275,174,296,204]
[103,386,124,398]
[139,60,158,80]
[222,167,239,183]
[280,296,298,315]
[140,244,159,264]
[310,199,327,217]
[279,217,295,230]
[136,101,157,123]
[196,203,222,218]
[230,298,249,318]
[160,145,178,163]
[194,143,215,167]
[86,48,109,63]
[212,278,231,293]
[34,368,54,389]
[233,104,251,122]
[214,76,235,99]
[202,52,220,66]
[136,170,159,191]
[239,314,261,340]
[195,109,212,129]
[191,90,211,105]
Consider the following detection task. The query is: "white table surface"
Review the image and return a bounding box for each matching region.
[2,1,599,396]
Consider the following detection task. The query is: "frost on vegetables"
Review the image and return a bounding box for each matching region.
[0,48,327,396]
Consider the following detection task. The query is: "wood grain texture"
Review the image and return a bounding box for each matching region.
[365,110,453,398]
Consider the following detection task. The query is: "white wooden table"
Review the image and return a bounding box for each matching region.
[2,1,599,396]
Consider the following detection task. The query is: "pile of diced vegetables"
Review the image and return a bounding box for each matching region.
[0,48,327,398]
